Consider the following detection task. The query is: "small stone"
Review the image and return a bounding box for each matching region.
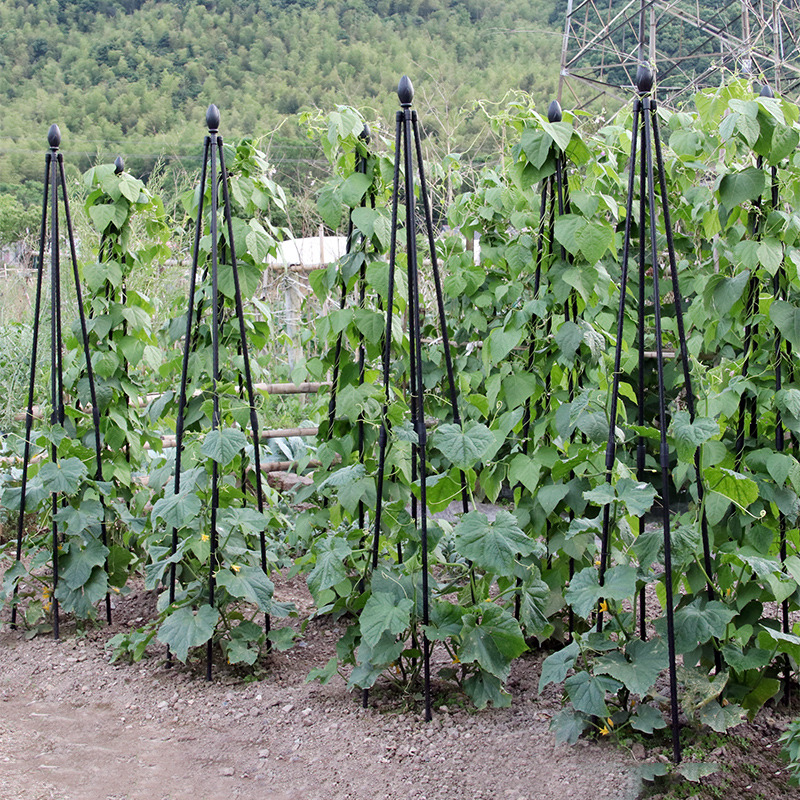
[281,703,294,713]
[249,707,260,717]
[631,743,646,760]
[258,749,269,759]
[219,766,234,777]
[301,708,312,717]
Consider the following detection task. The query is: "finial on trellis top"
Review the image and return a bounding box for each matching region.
[398,75,414,107]
[636,64,654,96]
[206,103,221,133]
[48,124,61,150]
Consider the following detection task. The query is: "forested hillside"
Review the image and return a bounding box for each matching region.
[0,0,562,227]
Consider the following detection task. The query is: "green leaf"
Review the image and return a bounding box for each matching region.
[719,167,766,208]
[615,478,657,517]
[539,640,580,691]
[151,488,202,530]
[433,423,495,470]
[537,482,570,515]
[200,427,248,465]
[770,124,799,164]
[307,538,350,598]
[459,602,527,680]
[360,591,413,647]
[463,670,512,709]
[216,566,274,613]
[549,708,588,745]
[594,639,665,696]
[565,565,637,618]
[770,300,800,350]
[340,172,371,206]
[157,604,219,663]
[698,700,745,732]
[564,671,610,717]
[678,762,719,783]
[630,703,667,734]
[670,412,719,462]
[454,510,536,575]
[657,598,736,653]
[37,458,89,495]
[318,182,342,229]
[706,467,759,510]
[487,326,523,364]
[59,538,109,591]
[508,453,541,494]
[555,321,583,359]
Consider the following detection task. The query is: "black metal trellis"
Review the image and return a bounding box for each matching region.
[167,105,269,680]
[369,76,469,721]
[325,125,373,534]
[596,66,718,765]
[518,99,584,634]
[10,125,111,635]
[732,84,793,703]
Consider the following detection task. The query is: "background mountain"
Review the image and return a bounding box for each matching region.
[0,0,563,230]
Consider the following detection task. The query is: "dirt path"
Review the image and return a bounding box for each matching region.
[0,578,643,800]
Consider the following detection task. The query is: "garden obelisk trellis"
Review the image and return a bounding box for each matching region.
[167,105,270,680]
[325,125,373,533]
[10,124,111,635]
[519,98,584,635]
[732,83,793,702]
[369,76,469,721]
[596,65,719,764]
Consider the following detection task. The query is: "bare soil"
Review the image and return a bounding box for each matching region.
[0,574,642,800]
[0,573,797,800]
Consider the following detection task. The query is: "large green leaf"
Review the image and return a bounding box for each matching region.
[360,591,413,647]
[463,670,512,709]
[630,703,667,734]
[549,708,588,745]
[59,538,109,591]
[215,565,274,612]
[594,639,665,696]
[770,300,800,350]
[459,603,527,680]
[706,467,759,510]
[454,510,536,575]
[670,412,719,463]
[200,427,248,465]
[564,671,612,717]
[539,640,580,691]
[656,598,736,653]
[38,458,89,495]
[157,604,219,663]
[565,564,637,618]
[433,422,495,470]
[151,488,202,530]
[718,166,766,208]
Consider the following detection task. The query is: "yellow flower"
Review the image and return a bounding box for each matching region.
[201,533,209,542]
[594,558,602,567]
[231,564,241,573]
[599,600,608,614]
[600,717,614,736]
[452,655,461,665]
[42,586,51,598]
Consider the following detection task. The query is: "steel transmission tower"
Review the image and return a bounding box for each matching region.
[558,0,800,108]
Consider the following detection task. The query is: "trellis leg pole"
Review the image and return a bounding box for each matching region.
[10,153,50,630]
[642,76,681,764]
[167,134,210,664]
[218,132,273,650]
[58,152,112,625]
